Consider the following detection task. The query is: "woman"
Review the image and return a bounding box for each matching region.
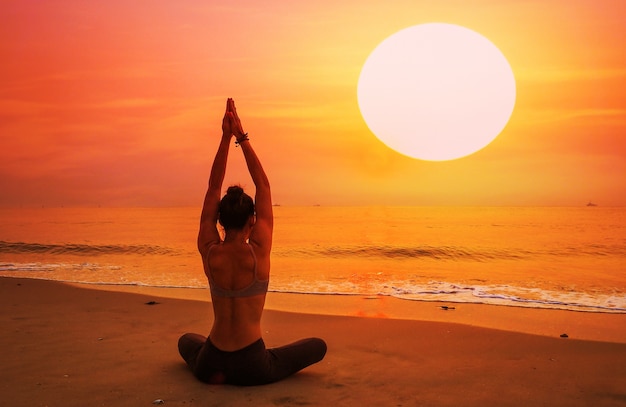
[178,98,327,386]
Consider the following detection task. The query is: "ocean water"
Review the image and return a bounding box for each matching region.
[0,206,624,313]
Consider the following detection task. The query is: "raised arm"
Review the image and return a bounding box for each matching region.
[230,101,273,251]
[197,99,234,256]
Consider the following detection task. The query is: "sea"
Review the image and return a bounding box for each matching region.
[0,206,624,313]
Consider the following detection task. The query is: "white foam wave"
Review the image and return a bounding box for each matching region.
[1,265,623,313]
[271,280,626,313]
[0,262,122,272]
[387,282,626,313]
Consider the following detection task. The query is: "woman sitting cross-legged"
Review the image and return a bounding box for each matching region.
[178,98,327,386]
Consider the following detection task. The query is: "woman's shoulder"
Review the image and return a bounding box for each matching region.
[248,239,271,257]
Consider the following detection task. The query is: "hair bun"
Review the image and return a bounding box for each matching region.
[226,185,244,197]
[219,185,255,230]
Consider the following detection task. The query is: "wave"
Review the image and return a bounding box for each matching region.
[0,262,122,272]
[272,281,626,314]
[4,240,621,261]
[386,282,626,313]
[1,268,623,313]
[277,243,625,261]
[0,240,178,256]
[0,274,209,295]
[279,245,529,261]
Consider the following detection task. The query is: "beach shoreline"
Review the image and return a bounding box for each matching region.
[54,278,626,344]
[3,276,625,407]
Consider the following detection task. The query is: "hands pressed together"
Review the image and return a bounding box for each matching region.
[222,98,248,143]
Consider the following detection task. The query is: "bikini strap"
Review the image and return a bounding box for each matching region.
[207,242,267,298]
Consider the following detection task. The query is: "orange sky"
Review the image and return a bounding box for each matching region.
[1,0,625,207]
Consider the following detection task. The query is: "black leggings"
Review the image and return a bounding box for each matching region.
[178,333,327,386]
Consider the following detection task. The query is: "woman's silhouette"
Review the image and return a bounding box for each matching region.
[178,98,326,385]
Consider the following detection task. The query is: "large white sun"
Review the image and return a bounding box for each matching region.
[357,23,516,161]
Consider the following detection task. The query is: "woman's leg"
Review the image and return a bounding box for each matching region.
[265,337,327,382]
[179,336,327,386]
[178,333,206,370]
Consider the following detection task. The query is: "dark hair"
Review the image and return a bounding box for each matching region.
[218,185,255,230]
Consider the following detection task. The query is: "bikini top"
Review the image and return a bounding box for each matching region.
[206,243,269,298]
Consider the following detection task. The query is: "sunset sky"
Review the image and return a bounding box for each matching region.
[1,0,625,207]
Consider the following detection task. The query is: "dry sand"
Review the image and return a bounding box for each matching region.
[2,277,625,407]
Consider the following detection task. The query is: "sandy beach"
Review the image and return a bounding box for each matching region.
[2,277,625,407]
